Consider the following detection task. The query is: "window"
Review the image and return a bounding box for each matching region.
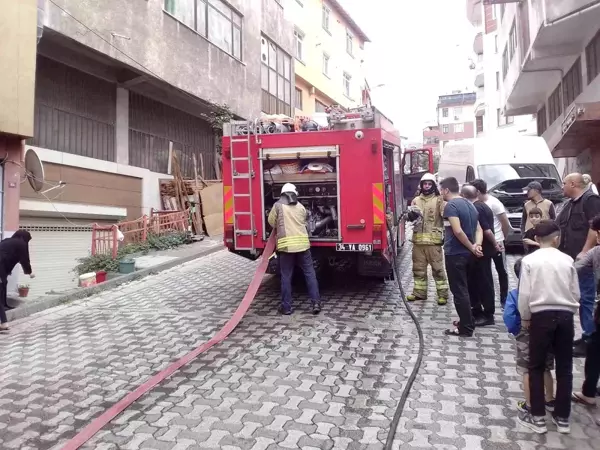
[442,108,449,118]
[322,53,330,76]
[454,123,464,133]
[442,140,449,148]
[346,31,354,56]
[343,72,351,97]
[466,166,475,182]
[508,22,517,61]
[295,88,303,110]
[562,57,583,109]
[494,35,498,53]
[315,100,328,113]
[294,29,304,61]
[164,0,242,59]
[585,30,600,84]
[261,36,292,116]
[537,105,548,136]
[496,109,514,127]
[502,47,508,79]
[442,125,449,134]
[500,3,506,19]
[322,5,330,31]
[476,115,484,134]
[453,107,463,116]
[496,72,500,90]
[548,84,562,124]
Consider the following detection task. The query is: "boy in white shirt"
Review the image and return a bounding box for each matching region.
[517,220,580,435]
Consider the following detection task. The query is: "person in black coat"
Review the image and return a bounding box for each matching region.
[0,230,35,332]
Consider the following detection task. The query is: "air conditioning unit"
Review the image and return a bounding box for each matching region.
[454,116,460,120]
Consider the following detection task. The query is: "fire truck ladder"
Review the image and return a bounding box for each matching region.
[229,120,258,253]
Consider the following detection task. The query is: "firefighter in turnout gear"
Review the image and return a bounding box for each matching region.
[406,173,449,305]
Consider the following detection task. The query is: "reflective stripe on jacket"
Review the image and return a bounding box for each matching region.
[411,194,444,245]
[268,201,310,253]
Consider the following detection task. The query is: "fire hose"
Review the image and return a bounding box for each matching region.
[61,233,277,450]
[383,216,425,449]
[61,223,423,449]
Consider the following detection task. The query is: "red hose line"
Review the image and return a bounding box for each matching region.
[61,234,277,450]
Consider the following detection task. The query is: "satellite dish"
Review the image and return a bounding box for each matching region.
[24,149,45,192]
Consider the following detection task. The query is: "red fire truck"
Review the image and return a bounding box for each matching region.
[222,106,433,279]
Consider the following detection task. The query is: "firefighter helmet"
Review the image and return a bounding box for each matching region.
[281,183,298,195]
[420,173,436,183]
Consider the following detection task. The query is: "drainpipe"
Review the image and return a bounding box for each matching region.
[542,0,600,26]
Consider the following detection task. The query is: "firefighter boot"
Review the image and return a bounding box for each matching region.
[428,246,449,306]
[409,245,428,301]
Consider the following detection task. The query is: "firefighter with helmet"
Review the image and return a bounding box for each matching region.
[268,183,322,315]
[406,173,449,305]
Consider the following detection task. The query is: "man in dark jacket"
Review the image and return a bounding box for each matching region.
[0,230,35,332]
[557,173,600,356]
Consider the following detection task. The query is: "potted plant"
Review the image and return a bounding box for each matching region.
[18,283,30,298]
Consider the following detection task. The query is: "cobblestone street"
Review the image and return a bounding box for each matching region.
[1,245,599,450]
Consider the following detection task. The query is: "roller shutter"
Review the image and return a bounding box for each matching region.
[17,219,111,297]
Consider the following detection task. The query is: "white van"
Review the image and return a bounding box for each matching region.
[438,136,564,246]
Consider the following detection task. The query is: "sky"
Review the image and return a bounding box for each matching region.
[340,0,475,142]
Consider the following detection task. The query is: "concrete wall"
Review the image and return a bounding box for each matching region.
[44,0,293,119]
[0,0,37,138]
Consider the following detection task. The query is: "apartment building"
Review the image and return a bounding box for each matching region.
[466,0,536,137]
[437,92,477,151]
[7,0,294,297]
[422,123,441,155]
[497,0,600,180]
[286,0,369,115]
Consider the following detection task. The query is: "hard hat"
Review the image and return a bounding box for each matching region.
[281,183,298,195]
[420,173,436,183]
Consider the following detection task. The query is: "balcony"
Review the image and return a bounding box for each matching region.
[503,0,600,116]
[466,0,482,26]
[475,87,485,117]
[474,62,484,88]
[473,31,483,55]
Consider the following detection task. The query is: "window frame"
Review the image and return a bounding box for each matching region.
[454,123,464,133]
[562,57,583,109]
[322,5,330,32]
[346,30,354,56]
[322,53,330,77]
[508,22,517,61]
[585,30,600,84]
[442,108,449,118]
[295,87,303,110]
[496,71,500,91]
[261,35,292,117]
[294,29,304,62]
[502,46,509,79]
[442,124,449,134]
[548,84,562,125]
[163,0,243,60]
[343,72,352,98]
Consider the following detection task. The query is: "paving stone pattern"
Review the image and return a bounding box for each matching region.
[1,246,599,449]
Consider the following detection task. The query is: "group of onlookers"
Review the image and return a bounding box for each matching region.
[438,172,600,434]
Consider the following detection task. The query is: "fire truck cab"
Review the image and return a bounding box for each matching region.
[222,106,433,279]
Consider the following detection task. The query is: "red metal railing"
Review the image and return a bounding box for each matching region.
[91,224,119,259]
[91,209,190,257]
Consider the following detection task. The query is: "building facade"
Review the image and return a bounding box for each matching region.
[466,0,536,138]
[8,0,294,297]
[286,0,369,115]
[437,92,477,151]
[496,0,600,180]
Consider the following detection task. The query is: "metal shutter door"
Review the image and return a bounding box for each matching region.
[17,222,100,297]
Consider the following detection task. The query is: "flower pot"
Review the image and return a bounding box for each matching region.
[18,287,29,298]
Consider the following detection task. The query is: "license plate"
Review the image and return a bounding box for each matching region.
[336,243,373,252]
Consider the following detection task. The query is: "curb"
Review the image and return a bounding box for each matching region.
[7,245,225,322]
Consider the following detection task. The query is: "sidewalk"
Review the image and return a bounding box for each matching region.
[6,236,224,323]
